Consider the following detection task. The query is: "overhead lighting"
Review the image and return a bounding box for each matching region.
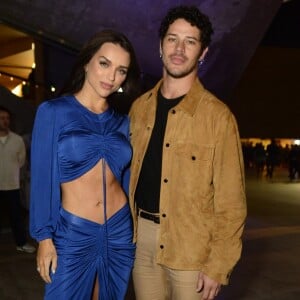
[12,83,24,97]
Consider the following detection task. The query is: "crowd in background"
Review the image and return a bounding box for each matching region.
[242,139,300,180]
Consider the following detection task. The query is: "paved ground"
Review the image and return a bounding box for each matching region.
[0,167,299,299]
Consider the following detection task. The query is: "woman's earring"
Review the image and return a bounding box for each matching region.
[159,53,162,58]
[198,59,204,66]
[117,86,123,93]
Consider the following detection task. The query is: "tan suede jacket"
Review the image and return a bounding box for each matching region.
[129,78,247,285]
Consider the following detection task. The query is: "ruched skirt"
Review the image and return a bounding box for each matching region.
[44,203,135,300]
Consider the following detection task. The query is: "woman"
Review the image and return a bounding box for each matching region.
[30,30,140,299]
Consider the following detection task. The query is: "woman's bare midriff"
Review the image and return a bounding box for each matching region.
[61,159,127,224]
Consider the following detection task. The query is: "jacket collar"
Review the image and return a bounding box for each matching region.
[147,77,205,116]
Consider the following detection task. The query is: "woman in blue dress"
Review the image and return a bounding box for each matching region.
[30,30,140,299]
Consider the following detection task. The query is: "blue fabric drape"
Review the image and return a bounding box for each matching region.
[45,205,135,299]
[30,96,132,241]
[30,95,135,299]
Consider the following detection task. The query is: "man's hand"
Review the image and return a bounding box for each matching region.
[36,238,57,283]
[196,271,221,300]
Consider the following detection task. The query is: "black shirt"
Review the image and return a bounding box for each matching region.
[134,89,184,213]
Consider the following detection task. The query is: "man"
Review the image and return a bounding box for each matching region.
[0,105,35,253]
[265,139,280,179]
[129,6,247,300]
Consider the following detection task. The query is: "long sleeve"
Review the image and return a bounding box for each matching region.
[30,102,61,242]
[202,110,247,284]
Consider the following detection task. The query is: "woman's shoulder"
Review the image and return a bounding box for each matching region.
[38,95,72,109]
[36,96,77,118]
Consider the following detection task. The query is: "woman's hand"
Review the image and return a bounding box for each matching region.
[36,238,57,283]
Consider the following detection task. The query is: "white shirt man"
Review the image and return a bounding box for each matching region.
[0,105,35,253]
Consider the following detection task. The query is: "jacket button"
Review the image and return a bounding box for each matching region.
[166,143,170,147]
[171,109,176,114]
[163,178,168,183]
[162,213,166,218]
[147,126,151,130]
[160,245,164,249]
[191,156,196,160]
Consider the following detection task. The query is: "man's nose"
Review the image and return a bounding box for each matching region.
[175,39,185,53]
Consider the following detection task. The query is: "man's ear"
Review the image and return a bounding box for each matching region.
[159,42,162,58]
[199,47,209,62]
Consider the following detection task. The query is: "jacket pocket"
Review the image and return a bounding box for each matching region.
[172,142,215,200]
[174,142,214,162]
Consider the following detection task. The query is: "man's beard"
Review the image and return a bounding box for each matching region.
[165,63,198,78]
[163,55,198,79]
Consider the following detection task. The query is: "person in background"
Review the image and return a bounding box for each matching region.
[288,144,300,180]
[129,6,247,300]
[253,142,266,178]
[0,105,36,253]
[30,30,140,299]
[266,139,280,179]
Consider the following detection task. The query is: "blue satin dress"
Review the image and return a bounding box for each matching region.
[30,95,135,299]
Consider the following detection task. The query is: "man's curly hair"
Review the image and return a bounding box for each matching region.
[159,5,214,51]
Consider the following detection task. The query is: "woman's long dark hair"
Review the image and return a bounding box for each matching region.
[60,29,141,99]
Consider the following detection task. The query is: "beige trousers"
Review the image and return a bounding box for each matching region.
[133,216,203,300]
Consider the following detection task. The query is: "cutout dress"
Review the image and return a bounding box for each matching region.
[30,95,135,299]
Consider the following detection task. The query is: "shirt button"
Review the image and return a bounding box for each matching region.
[160,245,164,249]
[166,143,170,147]
[147,126,151,130]
[163,178,168,183]
[171,109,176,114]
